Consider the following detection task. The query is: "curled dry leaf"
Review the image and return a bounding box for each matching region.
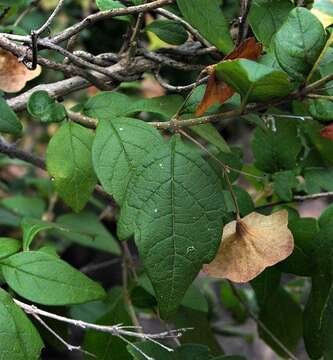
[0,50,41,93]
[196,37,262,116]
[203,210,294,283]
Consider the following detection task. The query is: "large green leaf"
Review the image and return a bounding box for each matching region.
[251,118,302,173]
[1,251,106,305]
[118,135,224,318]
[0,288,43,360]
[92,117,163,204]
[215,59,292,103]
[46,122,97,212]
[249,0,294,48]
[176,0,233,53]
[0,97,22,135]
[274,7,326,81]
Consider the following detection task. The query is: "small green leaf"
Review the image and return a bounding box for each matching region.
[145,20,188,45]
[273,170,298,201]
[251,118,302,173]
[319,203,333,227]
[1,251,106,305]
[0,238,21,260]
[0,97,22,135]
[215,59,292,103]
[309,99,333,121]
[92,117,163,204]
[177,0,233,53]
[304,167,333,193]
[274,7,326,81]
[248,0,294,48]
[0,288,43,360]
[95,0,130,21]
[119,135,225,318]
[46,122,97,212]
[27,90,67,123]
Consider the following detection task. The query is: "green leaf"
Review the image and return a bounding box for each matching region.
[304,273,331,359]
[273,170,298,201]
[1,195,45,218]
[21,217,54,251]
[0,288,43,360]
[303,222,333,359]
[319,203,333,227]
[21,216,121,255]
[0,238,21,260]
[251,118,302,173]
[0,97,22,135]
[46,122,97,212]
[83,92,184,120]
[119,135,225,318]
[252,270,302,357]
[248,0,294,48]
[56,211,121,255]
[1,251,106,305]
[83,287,132,360]
[302,119,333,165]
[278,217,318,276]
[309,99,333,121]
[92,117,163,204]
[321,284,333,359]
[304,167,333,193]
[274,7,326,81]
[190,123,231,153]
[95,0,130,21]
[215,59,292,103]
[27,90,67,123]
[176,0,234,53]
[145,20,188,45]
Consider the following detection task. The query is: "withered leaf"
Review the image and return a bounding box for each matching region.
[196,37,262,116]
[203,210,294,283]
[0,50,41,93]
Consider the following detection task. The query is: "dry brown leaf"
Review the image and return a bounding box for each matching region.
[203,210,294,283]
[0,50,41,93]
[196,37,262,116]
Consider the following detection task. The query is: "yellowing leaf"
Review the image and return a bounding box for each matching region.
[311,0,333,28]
[203,210,294,283]
[0,50,41,93]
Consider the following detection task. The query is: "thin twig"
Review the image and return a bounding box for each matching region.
[14,298,188,340]
[237,0,252,45]
[32,313,96,357]
[35,0,66,36]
